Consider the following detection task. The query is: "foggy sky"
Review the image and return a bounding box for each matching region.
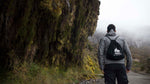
[96,0,150,42]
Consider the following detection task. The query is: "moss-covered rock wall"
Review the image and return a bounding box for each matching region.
[0,0,100,69]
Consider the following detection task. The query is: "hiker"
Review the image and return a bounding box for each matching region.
[97,24,132,84]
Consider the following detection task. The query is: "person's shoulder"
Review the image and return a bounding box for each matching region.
[118,36,126,41]
[98,36,107,43]
[100,36,108,41]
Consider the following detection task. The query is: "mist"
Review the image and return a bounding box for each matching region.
[96,0,150,45]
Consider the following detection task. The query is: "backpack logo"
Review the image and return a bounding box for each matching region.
[106,36,124,60]
[114,48,122,56]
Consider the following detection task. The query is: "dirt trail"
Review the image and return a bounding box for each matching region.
[128,71,150,84]
[79,71,150,84]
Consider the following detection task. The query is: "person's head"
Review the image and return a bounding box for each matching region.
[107,24,116,32]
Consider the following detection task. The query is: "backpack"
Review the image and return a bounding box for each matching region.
[106,36,124,60]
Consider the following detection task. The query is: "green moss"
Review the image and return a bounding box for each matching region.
[40,0,62,18]
[2,62,96,84]
[0,0,100,83]
[16,0,35,49]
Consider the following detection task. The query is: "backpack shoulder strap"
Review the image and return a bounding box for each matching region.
[106,36,119,41]
[115,36,119,40]
[106,36,112,41]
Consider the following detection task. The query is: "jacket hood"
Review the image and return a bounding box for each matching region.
[105,29,116,36]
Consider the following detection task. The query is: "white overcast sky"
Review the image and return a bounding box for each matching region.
[96,0,150,40]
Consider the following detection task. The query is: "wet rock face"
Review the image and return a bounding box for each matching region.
[0,0,100,68]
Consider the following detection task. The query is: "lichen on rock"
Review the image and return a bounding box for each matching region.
[0,0,100,69]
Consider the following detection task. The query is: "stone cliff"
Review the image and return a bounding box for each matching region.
[0,0,100,69]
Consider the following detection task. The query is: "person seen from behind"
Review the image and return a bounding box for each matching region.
[97,24,132,84]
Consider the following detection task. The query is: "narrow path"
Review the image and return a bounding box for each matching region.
[79,71,150,84]
[128,71,150,84]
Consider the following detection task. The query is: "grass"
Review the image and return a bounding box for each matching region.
[0,61,102,84]
[0,41,102,84]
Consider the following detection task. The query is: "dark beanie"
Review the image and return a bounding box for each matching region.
[107,24,116,32]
